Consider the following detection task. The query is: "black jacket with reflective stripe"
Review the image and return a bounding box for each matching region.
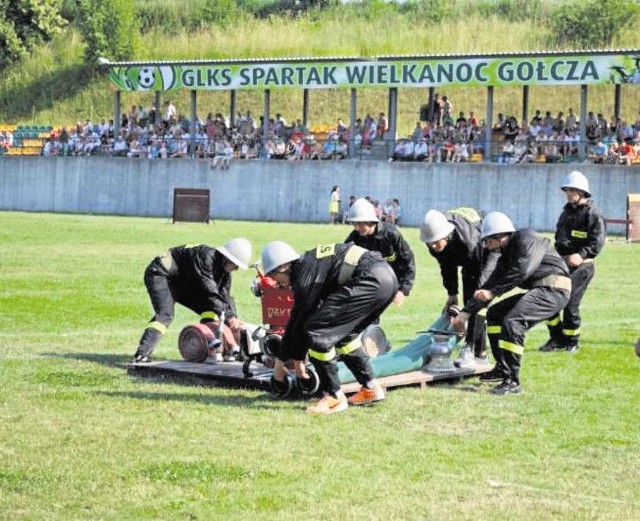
[554,200,605,259]
[428,213,498,296]
[168,244,237,319]
[281,243,381,360]
[345,221,415,295]
[464,229,569,314]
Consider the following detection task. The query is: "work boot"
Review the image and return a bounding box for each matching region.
[538,338,565,352]
[490,379,521,395]
[453,345,475,369]
[478,367,504,382]
[306,393,349,415]
[347,383,385,406]
[565,342,580,353]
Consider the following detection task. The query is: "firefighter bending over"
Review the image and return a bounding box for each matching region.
[451,212,571,395]
[261,240,398,414]
[132,238,252,363]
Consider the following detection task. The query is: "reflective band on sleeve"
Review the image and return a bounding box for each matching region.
[499,340,524,355]
[384,252,397,263]
[149,321,167,334]
[336,334,363,355]
[563,328,580,337]
[487,325,502,334]
[200,311,219,321]
[546,316,561,326]
[571,230,588,239]
[308,347,337,361]
[338,245,367,284]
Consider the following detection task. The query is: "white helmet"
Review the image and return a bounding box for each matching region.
[348,198,379,223]
[217,238,252,270]
[261,241,300,274]
[420,210,455,243]
[481,211,515,239]
[561,170,591,197]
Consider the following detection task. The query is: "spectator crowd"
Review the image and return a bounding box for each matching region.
[2,93,640,166]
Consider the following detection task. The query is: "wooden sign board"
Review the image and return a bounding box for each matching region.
[172,188,210,224]
[627,193,640,242]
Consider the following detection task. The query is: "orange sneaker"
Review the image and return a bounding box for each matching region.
[347,384,385,406]
[306,393,349,415]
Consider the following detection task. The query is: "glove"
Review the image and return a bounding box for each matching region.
[250,279,263,297]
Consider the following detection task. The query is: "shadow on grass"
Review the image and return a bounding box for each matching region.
[43,352,134,369]
[96,389,284,409]
[0,64,94,121]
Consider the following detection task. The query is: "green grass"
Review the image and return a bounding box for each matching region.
[1,211,639,520]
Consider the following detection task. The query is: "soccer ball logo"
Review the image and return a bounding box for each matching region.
[138,67,156,90]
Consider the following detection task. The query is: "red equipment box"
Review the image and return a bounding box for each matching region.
[260,286,294,328]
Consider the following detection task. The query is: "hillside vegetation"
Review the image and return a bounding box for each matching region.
[0,0,639,135]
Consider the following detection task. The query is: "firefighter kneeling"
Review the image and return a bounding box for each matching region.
[260,240,398,414]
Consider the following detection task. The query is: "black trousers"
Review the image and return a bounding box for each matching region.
[307,260,399,395]
[545,262,595,346]
[487,287,570,384]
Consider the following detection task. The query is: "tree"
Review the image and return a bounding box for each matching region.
[0,0,67,71]
[77,0,138,68]
[551,0,640,48]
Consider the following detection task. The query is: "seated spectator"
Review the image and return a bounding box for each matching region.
[618,140,633,166]
[414,138,429,161]
[451,141,469,162]
[590,140,608,163]
[544,133,562,163]
[514,139,535,163]
[605,141,620,164]
[112,135,129,157]
[499,139,515,163]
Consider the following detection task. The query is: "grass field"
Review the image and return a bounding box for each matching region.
[1,211,639,520]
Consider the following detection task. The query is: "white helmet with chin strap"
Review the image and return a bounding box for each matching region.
[420,210,455,243]
[217,238,252,269]
[261,241,300,274]
[561,170,591,197]
[348,198,379,223]
[481,211,515,239]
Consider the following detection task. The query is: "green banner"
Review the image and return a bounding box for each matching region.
[109,54,640,92]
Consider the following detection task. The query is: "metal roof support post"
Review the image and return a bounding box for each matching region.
[388,87,398,157]
[484,86,494,161]
[230,90,237,128]
[579,84,588,161]
[349,88,357,160]
[522,85,529,127]
[263,89,270,159]
[190,90,197,158]
[114,90,121,139]
[427,87,435,122]
[302,89,310,128]
[154,91,162,118]
[614,83,621,119]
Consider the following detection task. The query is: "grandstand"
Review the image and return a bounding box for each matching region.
[0,124,52,156]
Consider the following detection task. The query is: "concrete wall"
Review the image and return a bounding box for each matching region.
[1,157,639,232]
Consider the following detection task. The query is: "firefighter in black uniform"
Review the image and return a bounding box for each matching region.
[539,170,605,353]
[132,238,253,363]
[451,212,572,395]
[260,240,399,414]
[420,207,499,368]
[345,198,415,306]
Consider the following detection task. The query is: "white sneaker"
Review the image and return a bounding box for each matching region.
[475,355,490,365]
[454,345,475,369]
